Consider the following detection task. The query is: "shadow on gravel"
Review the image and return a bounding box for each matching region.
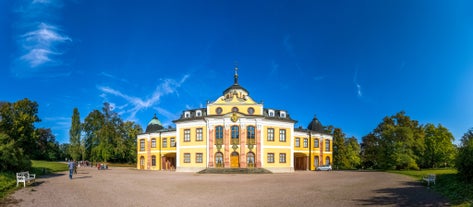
[72,175,92,180]
[354,181,450,206]
[0,197,21,206]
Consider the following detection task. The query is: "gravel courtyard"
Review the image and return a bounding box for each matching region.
[2,167,449,207]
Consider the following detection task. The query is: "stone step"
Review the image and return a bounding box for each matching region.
[198,168,272,174]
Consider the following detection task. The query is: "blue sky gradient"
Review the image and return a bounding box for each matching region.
[1,0,473,144]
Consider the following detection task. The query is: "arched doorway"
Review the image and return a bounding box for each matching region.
[215,152,223,168]
[140,156,145,170]
[230,151,239,168]
[325,156,331,165]
[314,156,319,168]
[247,152,255,168]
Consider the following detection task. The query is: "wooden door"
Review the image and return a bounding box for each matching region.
[230,152,239,168]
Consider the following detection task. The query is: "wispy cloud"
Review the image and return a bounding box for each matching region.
[98,74,190,121]
[99,72,129,83]
[12,0,71,78]
[353,68,363,98]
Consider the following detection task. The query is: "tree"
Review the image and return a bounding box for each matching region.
[34,128,61,161]
[81,103,142,163]
[0,99,41,155]
[327,126,361,169]
[362,111,424,170]
[331,127,347,169]
[120,121,142,163]
[83,109,104,162]
[345,137,361,169]
[423,124,456,168]
[69,108,82,161]
[0,133,31,172]
[456,128,473,183]
[360,133,378,169]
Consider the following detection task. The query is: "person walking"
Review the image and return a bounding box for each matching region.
[68,160,75,179]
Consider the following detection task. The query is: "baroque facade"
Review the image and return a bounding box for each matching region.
[137,68,333,172]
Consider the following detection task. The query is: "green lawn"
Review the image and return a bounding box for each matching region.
[0,160,68,200]
[389,169,473,206]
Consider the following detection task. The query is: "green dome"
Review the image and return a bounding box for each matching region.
[145,114,164,133]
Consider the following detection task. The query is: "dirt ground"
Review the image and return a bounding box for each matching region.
[1,167,449,207]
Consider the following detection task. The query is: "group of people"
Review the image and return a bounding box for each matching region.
[68,160,109,179]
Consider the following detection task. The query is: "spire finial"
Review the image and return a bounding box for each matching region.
[233,65,239,84]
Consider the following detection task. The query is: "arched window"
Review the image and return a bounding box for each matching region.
[231,125,239,144]
[215,152,224,168]
[247,126,255,144]
[140,156,145,169]
[247,152,255,168]
[151,155,156,166]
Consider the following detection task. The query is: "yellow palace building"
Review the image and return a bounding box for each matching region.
[137,68,333,173]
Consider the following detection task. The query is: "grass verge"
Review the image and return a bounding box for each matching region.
[0,160,68,200]
[388,168,473,206]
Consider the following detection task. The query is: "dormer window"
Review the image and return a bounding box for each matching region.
[280,111,286,118]
[268,109,275,117]
[196,110,202,117]
[184,111,191,118]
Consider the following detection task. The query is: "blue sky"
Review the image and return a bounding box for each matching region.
[1,0,473,144]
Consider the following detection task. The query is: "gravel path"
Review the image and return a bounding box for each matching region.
[1,167,449,207]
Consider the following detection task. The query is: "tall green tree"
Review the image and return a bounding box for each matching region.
[120,121,142,163]
[360,133,379,169]
[326,126,361,169]
[0,99,41,154]
[34,128,61,161]
[83,109,104,162]
[345,137,361,169]
[331,127,347,169]
[456,128,473,183]
[362,111,424,170]
[423,124,456,168]
[69,108,82,161]
[81,103,142,163]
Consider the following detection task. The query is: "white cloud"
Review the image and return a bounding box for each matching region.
[12,1,71,77]
[98,74,191,121]
[353,68,363,98]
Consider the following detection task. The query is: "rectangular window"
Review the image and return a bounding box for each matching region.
[314,139,319,148]
[151,138,156,148]
[304,138,308,148]
[151,156,156,166]
[295,138,300,147]
[140,139,145,151]
[162,138,167,148]
[196,153,203,163]
[196,128,203,141]
[267,153,275,163]
[279,129,286,142]
[325,139,331,152]
[267,128,274,141]
[170,138,176,147]
[279,153,286,163]
[184,129,190,142]
[184,153,191,163]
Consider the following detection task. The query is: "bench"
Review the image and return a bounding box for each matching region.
[422,174,436,186]
[16,171,36,187]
